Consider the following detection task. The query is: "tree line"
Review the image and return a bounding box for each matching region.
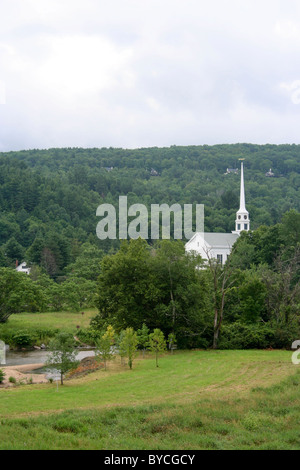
[0,144,299,279]
[1,209,299,350]
[90,214,300,350]
[0,144,299,349]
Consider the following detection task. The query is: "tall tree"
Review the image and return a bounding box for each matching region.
[152,240,209,340]
[95,239,158,330]
[205,250,236,349]
[0,268,44,323]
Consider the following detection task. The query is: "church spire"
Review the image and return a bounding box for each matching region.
[239,160,246,212]
[232,159,250,235]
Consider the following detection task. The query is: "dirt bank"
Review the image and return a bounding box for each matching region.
[0,363,48,388]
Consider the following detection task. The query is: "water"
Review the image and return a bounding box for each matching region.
[4,348,96,381]
[5,348,95,367]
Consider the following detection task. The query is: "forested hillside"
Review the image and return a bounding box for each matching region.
[0,144,299,349]
[0,143,299,276]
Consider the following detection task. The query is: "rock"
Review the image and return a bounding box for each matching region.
[33,345,41,350]
[40,344,46,349]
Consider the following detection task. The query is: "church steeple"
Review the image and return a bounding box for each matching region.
[232,159,250,234]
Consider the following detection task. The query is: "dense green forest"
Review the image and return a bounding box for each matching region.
[0,143,299,275]
[0,144,299,349]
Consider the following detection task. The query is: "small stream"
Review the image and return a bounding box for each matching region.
[5,348,95,366]
[4,347,96,381]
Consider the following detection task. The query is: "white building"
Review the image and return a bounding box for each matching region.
[15,261,31,275]
[185,160,250,264]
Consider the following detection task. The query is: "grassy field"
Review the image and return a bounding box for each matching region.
[0,309,96,334]
[0,309,97,347]
[0,347,299,450]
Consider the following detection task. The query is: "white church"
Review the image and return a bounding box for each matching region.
[185,160,250,264]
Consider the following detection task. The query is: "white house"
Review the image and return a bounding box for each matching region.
[185,160,250,264]
[15,261,31,275]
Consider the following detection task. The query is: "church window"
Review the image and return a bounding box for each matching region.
[244,224,248,230]
[217,254,223,264]
[237,223,241,230]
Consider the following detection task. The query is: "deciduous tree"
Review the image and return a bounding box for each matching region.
[148,328,167,367]
[46,332,79,385]
[119,327,138,369]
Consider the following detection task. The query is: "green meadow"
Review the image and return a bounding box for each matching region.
[0,309,96,335]
[1,344,299,450]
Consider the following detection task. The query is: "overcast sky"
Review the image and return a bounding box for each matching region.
[1,0,300,151]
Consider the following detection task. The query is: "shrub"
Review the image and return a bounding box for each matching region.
[271,322,300,349]
[219,321,300,350]
[31,327,59,343]
[242,411,262,431]
[218,322,275,349]
[12,331,38,348]
[0,326,60,349]
[0,368,5,383]
[75,327,99,346]
[9,376,16,384]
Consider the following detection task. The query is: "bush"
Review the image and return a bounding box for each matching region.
[218,322,275,350]
[9,376,16,384]
[176,325,214,350]
[218,321,300,349]
[0,368,5,383]
[271,323,300,349]
[0,327,59,348]
[75,327,99,346]
[12,331,38,348]
[31,327,59,343]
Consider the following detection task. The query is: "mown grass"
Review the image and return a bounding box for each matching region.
[0,349,299,449]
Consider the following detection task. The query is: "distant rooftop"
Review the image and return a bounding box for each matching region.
[265,168,275,177]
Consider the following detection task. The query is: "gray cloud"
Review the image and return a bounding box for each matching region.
[1,0,300,151]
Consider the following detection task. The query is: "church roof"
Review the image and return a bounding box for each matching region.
[202,232,239,247]
[186,232,239,248]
